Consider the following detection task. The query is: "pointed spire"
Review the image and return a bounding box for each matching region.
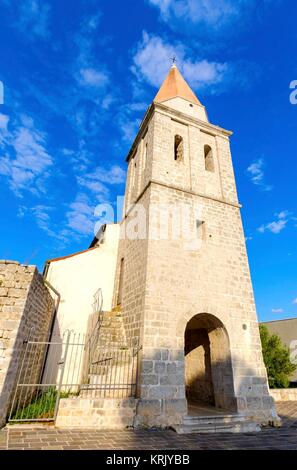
[154,64,201,106]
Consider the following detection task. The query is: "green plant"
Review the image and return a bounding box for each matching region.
[259,324,297,388]
[11,387,70,421]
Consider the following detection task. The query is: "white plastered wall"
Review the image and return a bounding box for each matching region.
[45,224,120,337]
[42,224,120,387]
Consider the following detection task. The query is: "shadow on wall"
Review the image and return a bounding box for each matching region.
[135,311,280,428]
[185,328,214,406]
[184,313,237,412]
[41,285,105,392]
[135,349,279,428]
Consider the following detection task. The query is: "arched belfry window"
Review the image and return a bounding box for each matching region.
[174,135,183,161]
[204,145,215,172]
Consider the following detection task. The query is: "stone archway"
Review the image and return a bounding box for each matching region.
[184,313,237,411]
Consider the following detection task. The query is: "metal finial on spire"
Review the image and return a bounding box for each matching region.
[170,56,177,65]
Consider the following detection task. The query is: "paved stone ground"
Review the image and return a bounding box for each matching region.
[0,402,296,450]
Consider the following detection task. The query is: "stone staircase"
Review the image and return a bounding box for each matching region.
[80,307,138,398]
[56,307,138,428]
[172,403,260,434]
[91,305,126,348]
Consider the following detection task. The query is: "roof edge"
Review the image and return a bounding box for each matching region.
[261,317,297,324]
[45,246,99,265]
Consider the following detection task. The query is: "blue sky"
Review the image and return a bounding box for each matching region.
[0,0,296,322]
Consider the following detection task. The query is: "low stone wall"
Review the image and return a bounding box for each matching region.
[0,260,54,427]
[56,397,137,429]
[270,388,297,402]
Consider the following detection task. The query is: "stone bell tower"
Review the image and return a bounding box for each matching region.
[113,64,278,430]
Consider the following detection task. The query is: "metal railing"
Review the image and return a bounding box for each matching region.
[8,288,141,422]
[84,288,104,381]
[9,330,86,423]
[84,338,141,398]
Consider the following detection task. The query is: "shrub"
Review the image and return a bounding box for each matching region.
[260,324,296,388]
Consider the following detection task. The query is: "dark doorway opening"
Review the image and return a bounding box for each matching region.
[184,313,237,412]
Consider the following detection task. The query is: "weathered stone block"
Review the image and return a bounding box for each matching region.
[142,360,153,374]
[149,386,176,399]
[8,289,23,298]
[160,374,184,386]
[163,398,187,415]
[137,399,161,416]
[141,373,158,385]
[154,361,166,374]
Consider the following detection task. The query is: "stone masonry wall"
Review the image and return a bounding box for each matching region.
[115,103,278,428]
[270,389,297,402]
[56,397,137,429]
[0,261,54,427]
[114,186,151,343]
[136,182,277,426]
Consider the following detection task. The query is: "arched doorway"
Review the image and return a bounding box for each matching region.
[184,313,237,411]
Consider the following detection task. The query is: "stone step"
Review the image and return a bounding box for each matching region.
[89,368,132,384]
[91,348,131,358]
[182,414,246,426]
[173,421,260,434]
[79,385,134,399]
[100,318,123,325]
[89,309,127,349]
[172,414,261,434]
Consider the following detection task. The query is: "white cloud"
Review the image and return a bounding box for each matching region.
[0,114,53,195]
[96,165,126,184]
[258,220,287,234]
[0,114,9,145]
[257,211,290,235]
[77,178,109,197]
[31,205,55,236]
[79,68,108,88]
[77,165,126,197]
[132,33,180,88]
[59,13,116,147]
[126,102,148,112]
[276,210,290,220]
[272,308,284,314]
[63,165,126,238]
[148,0,172,16]
[183,60,227,88]
[293,298,297,305]
[0,114,9,131]
[115,101,147,143]
[147,0,261,32]
[119,116,141,142]
[101,94,115,110]
[247,158,272,191]
[81,13,102,33]
[267,220,288,234]
[65,193,95,236]
[131,32,227,90]
[74,13,109,94]
[16,203,61,240]
[16,0,51,39]
[247,160,263,183]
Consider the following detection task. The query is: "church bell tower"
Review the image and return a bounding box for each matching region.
[113,64,278,428]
